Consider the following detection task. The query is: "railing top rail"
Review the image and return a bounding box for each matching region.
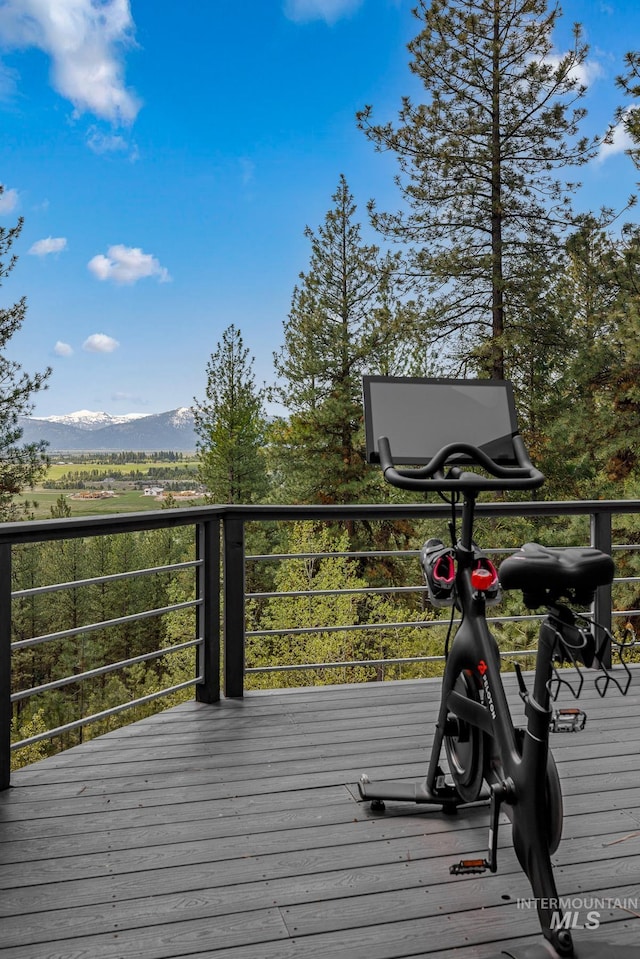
[0,505,226,545]
[0,498,638,547]
[209,500,640,522]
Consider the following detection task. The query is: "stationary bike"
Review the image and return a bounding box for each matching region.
[358,376,634,959]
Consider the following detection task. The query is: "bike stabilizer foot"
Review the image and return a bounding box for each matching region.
[358,770,462,809]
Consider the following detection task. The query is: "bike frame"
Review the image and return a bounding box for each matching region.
[427,492,572,956]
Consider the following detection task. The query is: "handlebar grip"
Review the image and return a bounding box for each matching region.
[376,435,544,492]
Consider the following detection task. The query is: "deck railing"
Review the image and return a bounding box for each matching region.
[1,498,640,789]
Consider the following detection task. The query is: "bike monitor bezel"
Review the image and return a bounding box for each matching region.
[362,376,521,466]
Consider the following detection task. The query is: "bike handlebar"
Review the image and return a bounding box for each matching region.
[377,434,545,492]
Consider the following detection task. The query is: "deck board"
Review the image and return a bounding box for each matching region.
[1,670,640,958]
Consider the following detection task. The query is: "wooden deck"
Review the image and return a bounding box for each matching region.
[1,671,640,959]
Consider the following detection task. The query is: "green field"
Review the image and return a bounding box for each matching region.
[14,458,205,519]
[17,489,205,519]
[44,460,199,481]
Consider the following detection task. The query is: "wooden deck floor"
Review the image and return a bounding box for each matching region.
[1,670,640,959]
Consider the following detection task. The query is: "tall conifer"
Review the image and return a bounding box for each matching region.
[272,175,405,504]
[194,325,268,504]
[359,0,597,379]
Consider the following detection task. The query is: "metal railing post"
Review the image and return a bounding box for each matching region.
[591,508,613,665]
[0,544,12,790]
[195,519,221,704]
[223,517,245,697]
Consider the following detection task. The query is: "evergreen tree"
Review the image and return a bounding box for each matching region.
[590,224,640,487]
[272,175,407,504]
[536,218,640,496]
[535,218,617,494]
[615,51,640,172]
[0,186,51,518]
[358,0,597,380]
[194,324,268,504]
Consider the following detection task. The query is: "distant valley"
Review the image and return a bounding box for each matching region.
[19,408,197,452]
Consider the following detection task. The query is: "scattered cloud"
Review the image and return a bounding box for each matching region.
[111,390,146,405]
[29,236,68,256]
[86,126,138,159]
[83,333,120,353]
[283,0,364,25]
[86,128,128,153]
[0,0,141,124]
[54,341,74,357]
[87,244,171,285]
[0,186,18,213]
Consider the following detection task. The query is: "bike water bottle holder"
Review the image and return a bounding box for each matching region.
[548,614,633,701]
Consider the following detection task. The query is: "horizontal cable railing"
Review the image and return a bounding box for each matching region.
[0,508,223,788]
[240,503,639,684]
[11,637,203,704]
[2,498,640,789]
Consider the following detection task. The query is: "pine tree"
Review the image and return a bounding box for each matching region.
[272,175,407,505]
[536,218,640,496]
[0,186,51,518]
[358,0,597,380]
[194,325,268,504]
[615,51,640,172]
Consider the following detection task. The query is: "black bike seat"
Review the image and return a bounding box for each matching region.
[498,542,614,608]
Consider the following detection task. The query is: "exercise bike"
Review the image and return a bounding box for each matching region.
[357,376,634,959]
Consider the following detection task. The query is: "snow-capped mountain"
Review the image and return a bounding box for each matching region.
[41,410,150,430]
[18,408,197,451]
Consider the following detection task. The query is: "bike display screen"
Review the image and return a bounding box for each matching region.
[363,376,520,465]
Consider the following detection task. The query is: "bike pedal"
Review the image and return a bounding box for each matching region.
[549,708,587,732]
[450,858,489,875]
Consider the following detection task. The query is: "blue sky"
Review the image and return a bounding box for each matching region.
[0,0,639,418]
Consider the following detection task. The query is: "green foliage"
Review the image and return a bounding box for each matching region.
[194,324,268,504]
[528,217,640,498]
[10,709,50,769]
[271,175,412,505]
[10,525,196,766]
[0,186,51,519]
[615,51,640,174]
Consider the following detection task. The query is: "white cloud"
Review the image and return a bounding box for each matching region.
[87,244,171,285]
[0,0,141,124]
[87,129,128,153]
[0,186,18,213]
[54,340,74,356]
[86,126,134,156]
[283,0,364,25]
[83,333,120,353]
[29,236,68,256]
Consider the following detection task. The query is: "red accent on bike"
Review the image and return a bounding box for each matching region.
[471,568,494,590]
[478,660,488,676]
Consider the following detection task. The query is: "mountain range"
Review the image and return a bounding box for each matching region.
[18,408,198,452]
